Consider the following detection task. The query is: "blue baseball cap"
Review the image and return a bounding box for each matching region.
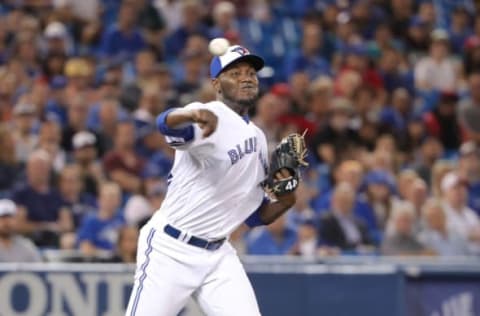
[210,45,264,78]
[364,170,396,192]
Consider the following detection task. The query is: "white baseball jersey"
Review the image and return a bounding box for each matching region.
[149,101,269,239]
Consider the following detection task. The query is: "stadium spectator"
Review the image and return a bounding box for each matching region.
[381,202,430,256]
[209,1,238,39]
[60,94,92,152]
[71,131,105,196]
[99,1,146,61]
[0,199,42,262]
[458,72,480,142]
[423,91,463,153]
[337,44,384,95]
[430,160,455,198]
[133,0,166,55]
[175,48,208,105]
[419,199,471,256]
[312,98,360,165]
[463,36,480,76]
[42,21,73,57]
[284,23,331,80]
[37,120,66,173]
[252,92,288,154]
[246,214,298,255]
[378,47,414,95]
[294,219,319,258]
[285,182,317,231]
[395,169,419,202]
[313,160,378,236]
[77,182,125,258]
[58,164,96,229]
[63,58,95,97]
[103,121,145,196]
[448,6,473,56]
[163,0,209,60]
[106,225,139,263]
[0,124,21,197]
[131,49,158,89]
[405,15,430,58]
[379,88,414,137]
[87,97,126,151]
[11,102,39,164]
[414,29,460,92]
[440,171,480,252]
[123,179,167,227]
[457,141,480,214]
[410,137,444,186]
[12,150,73,248]
[304,76,333,135]
[364,170,396,231]
[318,182,373,252]
[402,177,428,221]
[288,71,310,113]
[132,84,166,154]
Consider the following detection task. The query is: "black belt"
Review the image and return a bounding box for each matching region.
[164,224,226,251]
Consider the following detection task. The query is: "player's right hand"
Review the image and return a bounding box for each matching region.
[191,109,218,137]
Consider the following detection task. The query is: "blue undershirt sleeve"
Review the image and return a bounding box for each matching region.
[245,197,270,227]
[156,109,194,146]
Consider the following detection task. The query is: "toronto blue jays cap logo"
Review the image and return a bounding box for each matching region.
[231,46,250,56]
[210,45,264,78]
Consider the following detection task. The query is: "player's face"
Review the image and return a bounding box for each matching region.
[215,62,259,107]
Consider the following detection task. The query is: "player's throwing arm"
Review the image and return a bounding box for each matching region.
[165,108,218,138]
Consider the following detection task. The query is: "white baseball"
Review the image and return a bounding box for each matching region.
[208,38,230,56]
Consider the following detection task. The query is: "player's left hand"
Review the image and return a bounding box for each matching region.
[273,168,296,205]
[263,131,308,197]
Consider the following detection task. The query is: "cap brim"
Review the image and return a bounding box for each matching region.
[214,55,264,78]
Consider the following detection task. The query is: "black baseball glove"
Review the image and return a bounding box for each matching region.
[263,131,308,196]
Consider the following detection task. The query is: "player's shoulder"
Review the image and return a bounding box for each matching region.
[183,101,225,111]
[249,120,267,138]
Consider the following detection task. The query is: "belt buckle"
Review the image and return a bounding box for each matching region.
[205,239,223,251]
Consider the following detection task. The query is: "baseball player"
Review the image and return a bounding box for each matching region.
[126,45,302,316]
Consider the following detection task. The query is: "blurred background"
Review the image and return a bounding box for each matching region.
[0,0,480,315]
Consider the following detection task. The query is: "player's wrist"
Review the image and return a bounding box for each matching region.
[277,192,296,208]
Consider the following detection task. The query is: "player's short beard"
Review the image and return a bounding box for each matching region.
[220,86,259,109]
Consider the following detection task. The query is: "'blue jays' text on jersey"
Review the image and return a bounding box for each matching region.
[151,101,269,239]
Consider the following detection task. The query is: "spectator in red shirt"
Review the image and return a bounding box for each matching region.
[103,121,145,195]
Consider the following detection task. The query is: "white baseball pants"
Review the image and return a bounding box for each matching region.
[125,222,261,316]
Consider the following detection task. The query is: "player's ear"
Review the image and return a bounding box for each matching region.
[211,78,220,93]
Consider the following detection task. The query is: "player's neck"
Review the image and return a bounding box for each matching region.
[220,98,250,116]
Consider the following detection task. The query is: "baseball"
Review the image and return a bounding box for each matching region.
[208,38,230,56]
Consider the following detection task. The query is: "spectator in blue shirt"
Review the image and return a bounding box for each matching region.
[12,150,73,248]
[378,47,414,94]
[379,87,415,135]
[58,164,97,229]
[246,214,298,255]
[447,6,473,56]
[318,182,373,252]
[312,160,378,237]
[99,1,146,61]
[77,181,125,257]
[163,0,209,61]
[284,23,331,80]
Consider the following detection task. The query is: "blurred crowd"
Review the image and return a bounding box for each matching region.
[0,0,480,263]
